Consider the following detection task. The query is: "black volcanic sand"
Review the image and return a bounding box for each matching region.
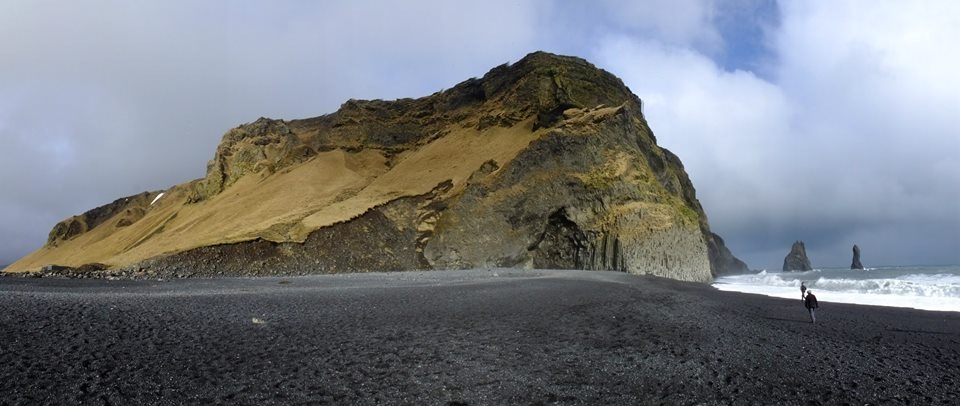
[2,270,959,404]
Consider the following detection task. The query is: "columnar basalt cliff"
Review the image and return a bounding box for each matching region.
[7,52,746,282]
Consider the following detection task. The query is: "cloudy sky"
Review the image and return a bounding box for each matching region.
[1,1,958,270]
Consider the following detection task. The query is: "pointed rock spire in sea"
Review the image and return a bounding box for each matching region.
[851,244,864,270]
[783,240,813,272]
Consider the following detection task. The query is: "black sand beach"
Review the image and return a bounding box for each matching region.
[2,269,958,404]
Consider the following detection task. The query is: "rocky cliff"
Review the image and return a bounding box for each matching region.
[782,240,813,272]
[708,232,750,275]
[7,51,746,282]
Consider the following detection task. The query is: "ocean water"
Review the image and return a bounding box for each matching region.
[713,265,960,312]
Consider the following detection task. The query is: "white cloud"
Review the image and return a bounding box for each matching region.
[597,0,722,51]
[593,37,799,267]
[592,1,960,268]
[775,1,960,230]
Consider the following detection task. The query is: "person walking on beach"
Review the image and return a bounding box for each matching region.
[805,290,819,323]
[800,281,807,300]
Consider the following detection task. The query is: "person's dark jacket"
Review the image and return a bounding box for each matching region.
[805,293,819,309]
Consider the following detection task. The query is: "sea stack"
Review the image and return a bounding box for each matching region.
[782,240,813,272]
[851,244,864,269]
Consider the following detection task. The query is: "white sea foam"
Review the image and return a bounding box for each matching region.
[714,267,960,312]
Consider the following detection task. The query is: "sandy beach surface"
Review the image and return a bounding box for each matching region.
[2,269,958,404]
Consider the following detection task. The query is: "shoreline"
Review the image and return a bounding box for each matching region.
[714,282,960,314]
[2,269,959,403]
[8,266,958,315]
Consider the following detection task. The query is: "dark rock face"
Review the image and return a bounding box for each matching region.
[851,244,864,269]
[124,186,447,278]
[708,232,750,275]
[527,208,596,270]
[782,241,813,272]
[47,192,155,246]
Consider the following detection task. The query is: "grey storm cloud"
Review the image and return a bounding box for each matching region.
[2,1,958,270]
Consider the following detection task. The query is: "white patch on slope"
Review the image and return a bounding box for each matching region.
[150,192,165,206]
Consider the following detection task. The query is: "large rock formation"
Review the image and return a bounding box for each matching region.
[708,232,750,275]
[6,51,747,282]
[782,240,813,272]
[851,244,864,270]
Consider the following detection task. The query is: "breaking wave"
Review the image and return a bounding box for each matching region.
[714,266,960,312]
[811,275,960,298]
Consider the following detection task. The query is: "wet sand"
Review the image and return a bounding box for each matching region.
[1,269,958,404]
